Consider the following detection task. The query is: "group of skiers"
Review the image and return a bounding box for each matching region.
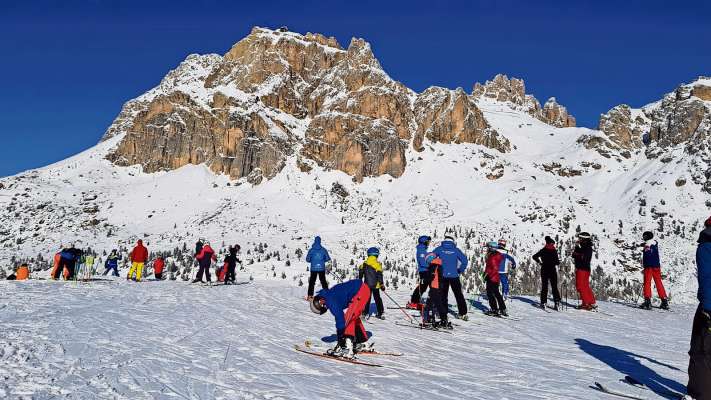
[307,228,678,360]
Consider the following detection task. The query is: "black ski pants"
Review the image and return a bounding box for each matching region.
[441,277,468,316]
[541,266,562,304]
[425,287,448,323]
[410,271,432,304]
[362,287,384,317]
[155,272,163,280]
[307,271,328,297]
[688,305,711,399]
[225,264,236,283]
[196,264,211,282]
[486,278,507,312]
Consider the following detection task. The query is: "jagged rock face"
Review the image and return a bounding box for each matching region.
[647,81,711,149]
[596,105,645,150]
[413,87,509,152]
[692,83,711,101]
[472,74,576,128]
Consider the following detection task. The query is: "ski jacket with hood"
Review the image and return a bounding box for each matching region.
[196,245,217,268]
[497,250,517,274]
[642,240,661,268]
[572,242,593,272]
[318,279,365,333]
[153,258,165,274]
[130,240,148,263]
[359,255,384,290]
[432,240,468,278]
[485,251,504,283]
[533,244,560,270]
[416,243,429,272]
[697,227,711,311]
[305,236,331,272]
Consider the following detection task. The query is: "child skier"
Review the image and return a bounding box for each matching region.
[309,279,372,359]
[640,231,669,310]
[572,232,596,310]
[408,235,432,309]
[153,257,165,280]
[224,245,241,285]
[102,249,121,276]
[358,247,385,319]
[496,239,517,300]
[484,242,508,316]
[422,253,451,329]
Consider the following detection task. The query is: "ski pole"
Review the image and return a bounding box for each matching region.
[382,290,415,323]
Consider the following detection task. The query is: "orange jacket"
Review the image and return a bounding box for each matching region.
[16,265,29,280]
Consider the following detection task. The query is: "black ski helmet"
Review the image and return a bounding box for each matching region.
[310,295,327,315]
[642,231,654,241]
[578,232,591,241]
[544,236,555,244]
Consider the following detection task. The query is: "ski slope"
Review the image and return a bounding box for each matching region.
[0,277,692,399]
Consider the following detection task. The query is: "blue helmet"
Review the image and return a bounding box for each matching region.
[418,235,432,245]
[367,247,380,257]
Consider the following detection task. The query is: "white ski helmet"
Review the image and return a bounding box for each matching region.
[310,295,327,315]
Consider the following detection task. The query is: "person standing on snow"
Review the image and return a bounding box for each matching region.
[193,241,217,283]
[102,249,121,277]
[305,236,330,300]
[433,235,470,320]
[358,247,385,319]
[422,253,451,329]
[532,236,562,310]
[408,235,432,309]
[639,231,669,310]
[224,245,241,285]
[128,240,148,282]
[688,216,711,398]
[153,257,165,280]
[309,279,372,359]
[496,239,517,300]
[572,232,596,310]
[484,242,508,317]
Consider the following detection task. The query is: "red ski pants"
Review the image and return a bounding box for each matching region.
[575,269,596,306]
[643,268,667,299]
[344,284,371,341]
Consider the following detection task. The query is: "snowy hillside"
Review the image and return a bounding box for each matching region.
[0,26,709,304]
[0,278,692,399]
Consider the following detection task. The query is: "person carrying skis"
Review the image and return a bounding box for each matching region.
[484,242,508,317]
[640,231,669,310]
[433,235,469,320]
[223,245,241,284]
[358,247,385,319]
[688,215,711,398]
[193,241,217,283]
[572,232,596,310]
[422,253,451,329]
[532,236,562,310]
[153,257,165,280]
[496,239,517,300]
[305,236,330,300]
[102,249,121,276]
[309,279,371,359]
[127,240,148,282]
[408,235,431,310]
[57,244,83,280]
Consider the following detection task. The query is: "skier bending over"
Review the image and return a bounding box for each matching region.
[408,235,432,309]
[532,236,561,310]
[310,279,371,359]
[640,231,669,310]
[572,232,596,310]
[433,235,469,320]
[56,244,83,280]
[305,236,330,300]
[359,247,385,319]
[484,242,508,317]
[688,215,711,398]
[422,253,451,329]
[496,239,517,300]
[102,249,121,277]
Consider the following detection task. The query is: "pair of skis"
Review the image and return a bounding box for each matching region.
[594,376,685,399]
[294,341,402,367]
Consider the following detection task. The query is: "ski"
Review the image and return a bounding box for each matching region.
[593,382,645,400]
[623,375,685,399]
[293,345,383,367]
[303,341,402,357]
[394,321,452,334]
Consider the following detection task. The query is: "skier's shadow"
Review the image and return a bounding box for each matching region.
[575,338,686,395]
[467,296,488,313]
[321,331,373,343]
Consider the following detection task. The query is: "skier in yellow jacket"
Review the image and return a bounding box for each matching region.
[358,247,385,319]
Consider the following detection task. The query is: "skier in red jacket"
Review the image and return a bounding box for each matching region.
[193,241,217,283]
[484,241,507,316]
[128,240,149,281]
[153,257,165,280]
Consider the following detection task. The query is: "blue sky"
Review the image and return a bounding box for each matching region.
[0,0,709,177]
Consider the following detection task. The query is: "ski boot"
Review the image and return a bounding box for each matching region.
[539,302,546,310]
[640,298,652,310]
[500,309,509,317]
[438,320,454,330]
[328,338,355,359]
[375,314,386,320]
[485,309,500,317]
[660,298,669,310]
[355,342,374,353]
[553,302,560,311]
[458,314,469,321]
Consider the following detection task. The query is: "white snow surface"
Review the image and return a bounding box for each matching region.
[0,277,692,400]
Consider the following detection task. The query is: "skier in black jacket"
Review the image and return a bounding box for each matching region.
[532,236,562,310]
[224,244,241,285]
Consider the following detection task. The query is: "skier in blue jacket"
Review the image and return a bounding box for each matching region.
[102,249,121,277]
[496,239,517,300]
[408,235,432,309]
[433,236,469,320]
[688,216,711,398]
[305,236,331,300]
[310,279,371,359]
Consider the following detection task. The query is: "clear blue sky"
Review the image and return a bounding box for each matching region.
[1,0,709,177]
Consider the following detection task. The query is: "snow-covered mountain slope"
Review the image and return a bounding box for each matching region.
[0,26,708,304]
[0,278,692,399]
